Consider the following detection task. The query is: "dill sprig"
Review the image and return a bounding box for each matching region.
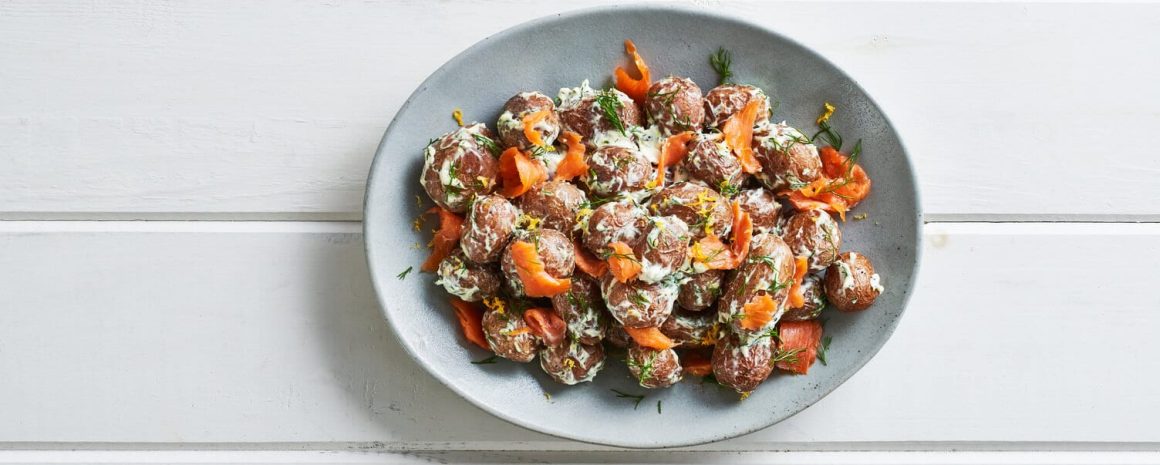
[611,388,647,409]
[817,336,833,366]
[396,266,413,280]
[811,121,843,151]
[771,347,804,366]
[656,400,663,414]
[709,47,734,85]
[472,133,501,157]
[594,90,626,135]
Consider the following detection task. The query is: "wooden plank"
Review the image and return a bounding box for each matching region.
[1,1,1158,219]
[2,449,1160,465]
[0,222,1157,448]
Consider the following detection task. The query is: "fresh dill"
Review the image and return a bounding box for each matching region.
[771,347,804,365]
[471,355,499,365]
[396,266,413,280]
[629,291,650,307]
[817,336,833,366]
[717,180,741,198]
[611,388,647,409]
[811,121,843,151]
[594,90,626,135]
[657,400,663,414]
[709,47,734,85]
[472,133,501,157]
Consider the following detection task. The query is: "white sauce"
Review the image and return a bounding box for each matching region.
[557,79,596,110]
[869,273,884,293]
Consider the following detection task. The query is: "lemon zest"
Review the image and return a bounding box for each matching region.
[816,102,836,125]
[452,108,465,127]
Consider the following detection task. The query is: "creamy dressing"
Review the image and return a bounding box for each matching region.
[869,273,884,293]
[557,79,596,110]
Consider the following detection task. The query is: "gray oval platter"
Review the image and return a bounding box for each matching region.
[364,5,921,448]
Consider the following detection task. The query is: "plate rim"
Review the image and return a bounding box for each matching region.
[363,3,924,448]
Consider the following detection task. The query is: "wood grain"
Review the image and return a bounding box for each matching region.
[0,222,1156,448]
[1,1,1157,219]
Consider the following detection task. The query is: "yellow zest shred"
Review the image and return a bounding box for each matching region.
[452,108,465,127]
[411,242,424,250]
[412,216,424,232]
[816,102,835,125]
[415,194,423,208]
[564,358,577,369]
[518,214,543,231]
[483,296,506,315]
[739,391,752,401]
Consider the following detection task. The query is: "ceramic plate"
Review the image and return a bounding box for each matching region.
[364,5,921,448]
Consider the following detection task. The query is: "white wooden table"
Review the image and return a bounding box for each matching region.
[2,1,1159,463]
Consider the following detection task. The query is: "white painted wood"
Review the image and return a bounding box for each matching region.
[0,222,1157,449]
[3,449,1160,465]
[2,1,1158,220]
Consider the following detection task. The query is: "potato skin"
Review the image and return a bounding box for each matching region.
[781,209,842,272]
[461,195,520,264]
[482,307,539,363]
[753,122,822,191]
[717,233,796,339]
[600,275,678,329]
[627,344,683,389]
[435,249,502,302]
[497,91,561,151]
[518,180,587,236]
[583,200,649,256]
[420,123,499,213]
[645,76,705,135]
[682,134,747,192]
[733,188,781,234]
[498,229,575,298]
[712,333,774,393]
[584,145,652,198]
[559,89,642,147]
[633,216,692,284]
[677,269,724,311]
[703,84,770,129]
[650,182,732,239]
[539,340,606,385]
[660,310,717,348]
[781,274,826,321]
[549,275,608,345]
[823,252,883,312]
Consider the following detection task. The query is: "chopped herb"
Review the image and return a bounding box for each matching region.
[771,347,804,366]
[594,90,626,135]
[396,266,413,280]
[629,291,650,307]
[818,336,833,366]
[769,100,780,118]
[472,133,501,157]
[811,121,843,151]
[853,213,869,221]
[611,388,647,409]
[471,355,499,365]
[709,47,734,85]
[656,400,663,414]
[544,391,552,401]
[415,194,423,208]
[717,180,741,198]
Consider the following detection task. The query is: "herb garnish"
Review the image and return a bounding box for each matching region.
[611,388,647,409]
[656,400,663,414]
[817,336,833,366]
[396,266,413,280]
[594,90,627,135]
[709,47,734,85]
[472,133,501,157]
[717,180,741,198]
[771,347,804,365]
[812,121,843,151]
[471,355,499,365]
